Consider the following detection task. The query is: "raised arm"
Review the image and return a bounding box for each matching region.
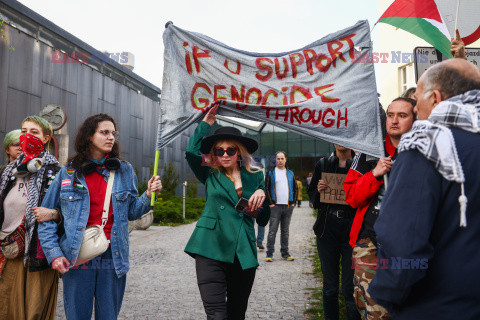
[185,103,219,184]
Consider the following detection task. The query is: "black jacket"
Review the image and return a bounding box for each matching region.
[308,153,355,236]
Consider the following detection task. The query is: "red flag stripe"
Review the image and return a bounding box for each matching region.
[379,0,442,23]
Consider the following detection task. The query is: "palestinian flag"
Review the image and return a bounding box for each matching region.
[378,0,453,58]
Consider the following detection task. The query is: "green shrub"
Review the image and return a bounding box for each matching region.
[302,186,309,200]
[186,173,199,198]
[185,197,206,219]
[161,162,179,196]
[138,179,148,196]
[134,163,152,196]
[152,194,205,224]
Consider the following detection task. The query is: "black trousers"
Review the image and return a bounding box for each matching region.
[316,212,361,320]
[195,255,256,320]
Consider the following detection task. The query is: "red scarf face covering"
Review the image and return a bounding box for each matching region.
[20,133,45,163]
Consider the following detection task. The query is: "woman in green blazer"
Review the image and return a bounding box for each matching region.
[184,103,270,319]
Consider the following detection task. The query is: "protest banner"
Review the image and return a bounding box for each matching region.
[155,20,383,158]
[320,172,348,205]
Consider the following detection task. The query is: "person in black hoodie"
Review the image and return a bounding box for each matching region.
[308,145,360,320]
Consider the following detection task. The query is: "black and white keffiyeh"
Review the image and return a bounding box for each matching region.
[0,151,58,263]
[398,89,480,227]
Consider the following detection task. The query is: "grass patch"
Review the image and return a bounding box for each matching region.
[151,219,198,227]
[305,212,347,320]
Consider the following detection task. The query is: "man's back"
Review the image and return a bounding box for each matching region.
[371,127,480,319]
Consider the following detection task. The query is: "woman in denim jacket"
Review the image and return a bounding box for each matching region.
[38,113,162,320]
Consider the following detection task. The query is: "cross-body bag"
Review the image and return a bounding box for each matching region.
[0,219,26,259]
[76,170,115,264]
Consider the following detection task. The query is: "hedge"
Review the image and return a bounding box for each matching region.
[152,194,205,224]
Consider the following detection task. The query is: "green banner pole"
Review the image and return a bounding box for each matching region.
[150,150,160,206]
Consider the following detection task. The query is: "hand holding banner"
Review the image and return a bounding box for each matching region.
[155,20,383,159]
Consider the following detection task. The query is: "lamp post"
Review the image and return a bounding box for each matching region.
[183,180,187,220]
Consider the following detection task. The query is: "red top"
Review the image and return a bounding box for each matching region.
[85,171,114,240]
[384,134,397,158]
[344,135,396,247]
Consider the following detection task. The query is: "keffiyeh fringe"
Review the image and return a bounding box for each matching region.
[399,90,480,227]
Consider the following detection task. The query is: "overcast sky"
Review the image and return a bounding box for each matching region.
[18,0,380,88]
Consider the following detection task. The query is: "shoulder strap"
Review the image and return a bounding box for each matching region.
[101,170,115,228]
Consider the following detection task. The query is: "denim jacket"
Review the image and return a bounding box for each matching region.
[38,161,151,278]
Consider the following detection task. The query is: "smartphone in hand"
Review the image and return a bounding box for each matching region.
[235,197,262,218]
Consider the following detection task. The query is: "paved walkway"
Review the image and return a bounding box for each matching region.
[55,202,318,319]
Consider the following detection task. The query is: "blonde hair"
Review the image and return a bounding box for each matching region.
[3,129,21,150]
[209,139,260,181]
[21,116,53,147]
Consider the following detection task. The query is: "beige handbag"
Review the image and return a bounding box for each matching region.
[76,170,115,264]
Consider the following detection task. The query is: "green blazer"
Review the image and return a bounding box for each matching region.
[184,121,270,270]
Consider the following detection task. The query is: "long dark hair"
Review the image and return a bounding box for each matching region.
[68,113,121,173]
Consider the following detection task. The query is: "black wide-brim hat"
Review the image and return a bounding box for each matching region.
[200,126,258,154]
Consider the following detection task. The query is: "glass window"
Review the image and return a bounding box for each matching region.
[288,157,301,176]
[273,126,288,155]
[398,63,415,96]
[260,124,275,160]
[315,139,332,157]
[287,131,301,157]
[301,157,317,180]
[301,137,316,157]
[245,129,259,148]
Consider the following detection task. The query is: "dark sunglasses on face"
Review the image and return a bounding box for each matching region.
[214,147,238,157]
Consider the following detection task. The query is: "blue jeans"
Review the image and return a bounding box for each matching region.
[257,226,265,244]
[316,212,360,320]
[62,248,127,320]
[266,205,294,256]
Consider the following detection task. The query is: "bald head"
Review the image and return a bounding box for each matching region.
[421,58,480,100]
[414,59,480,120]
[443,59,480,79]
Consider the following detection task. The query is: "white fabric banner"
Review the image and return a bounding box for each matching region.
[157,20,384,158]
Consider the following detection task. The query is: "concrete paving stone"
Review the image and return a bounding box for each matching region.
[54,201,318,319]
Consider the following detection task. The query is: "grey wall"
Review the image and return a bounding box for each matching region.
[0,0,328,197]
[0,23,162,182]
[0,23,198,195]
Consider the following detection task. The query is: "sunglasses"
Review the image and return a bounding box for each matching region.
[214,147,238,157]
